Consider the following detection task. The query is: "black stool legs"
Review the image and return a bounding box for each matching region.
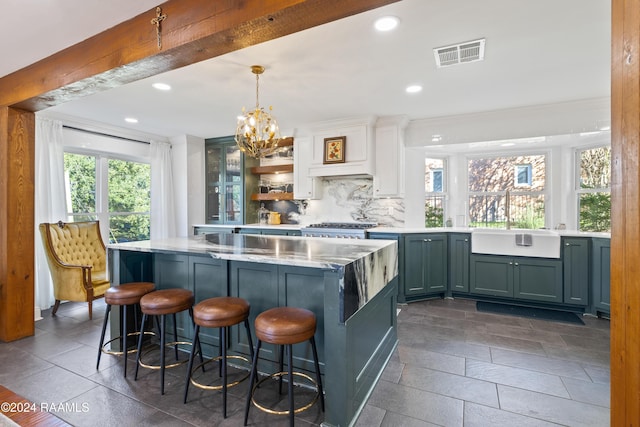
[184,318,254,418]
[134,309,201,395]
[97,303,138,377]
[244,336,324,426]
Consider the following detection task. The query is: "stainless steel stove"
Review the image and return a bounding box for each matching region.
[300,222,377,239]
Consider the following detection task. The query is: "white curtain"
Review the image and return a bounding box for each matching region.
[34,117,66,311]
[150,140,176,239]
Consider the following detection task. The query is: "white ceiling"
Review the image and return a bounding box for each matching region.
[3,0,611,141]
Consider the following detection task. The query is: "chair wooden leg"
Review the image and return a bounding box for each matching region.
[51,300,61,317]
[88,300,93,320]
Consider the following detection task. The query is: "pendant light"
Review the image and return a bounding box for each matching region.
[234,65,281,158]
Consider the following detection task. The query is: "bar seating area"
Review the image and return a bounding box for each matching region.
[134,288,200,395]
[184,296,254,418]
[96,281,156,377]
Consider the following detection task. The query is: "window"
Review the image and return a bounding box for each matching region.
[515,164,532,186]
[576,146,611,232]
[425,158,446,227]
[431,169,444,192]
[468,154,546,229]
[64,152,151,243]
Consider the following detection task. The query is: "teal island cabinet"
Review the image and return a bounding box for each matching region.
[108,233,398,427]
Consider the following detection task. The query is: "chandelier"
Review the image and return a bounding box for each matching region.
[235,65,281,158]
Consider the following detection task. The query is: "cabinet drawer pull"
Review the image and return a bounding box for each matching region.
[423,238,432,242]
[565,243,571,246]
[514,262,519,266]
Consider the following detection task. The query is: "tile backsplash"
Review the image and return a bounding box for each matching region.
[261,177,405,227]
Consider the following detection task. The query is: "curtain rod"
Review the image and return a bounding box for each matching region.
[63,125,150,145]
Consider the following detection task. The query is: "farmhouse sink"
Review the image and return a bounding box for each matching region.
[471,229,561,259]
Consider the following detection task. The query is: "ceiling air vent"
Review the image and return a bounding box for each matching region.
[434,38,485,68]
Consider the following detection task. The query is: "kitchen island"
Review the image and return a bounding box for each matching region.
[108,233,398,427]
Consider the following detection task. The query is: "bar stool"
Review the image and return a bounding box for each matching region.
[96,282,156,378]
[244,307,324,427]
[183,297,254,418]
[134,288,198,395]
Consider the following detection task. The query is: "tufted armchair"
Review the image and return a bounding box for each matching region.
[39,220,110,320]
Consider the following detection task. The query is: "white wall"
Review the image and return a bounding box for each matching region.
[55,96,612,232]
[170,135,205,236]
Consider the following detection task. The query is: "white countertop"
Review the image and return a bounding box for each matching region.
[193,224,610,239]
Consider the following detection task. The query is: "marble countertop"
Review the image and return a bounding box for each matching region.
[193,224,611,239]
[369,226,611,239]
[109,233,397,270]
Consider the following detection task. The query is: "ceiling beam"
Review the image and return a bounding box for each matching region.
[0,0,399,111]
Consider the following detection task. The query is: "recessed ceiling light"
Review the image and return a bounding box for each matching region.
[125,117,139,123]
[432,135,442,142]
[152,82,171,91]
[501,143,515,147]
[406,85,422,94]
[374,16,399,32]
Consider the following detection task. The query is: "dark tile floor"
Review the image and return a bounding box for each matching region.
[0,297,609,426]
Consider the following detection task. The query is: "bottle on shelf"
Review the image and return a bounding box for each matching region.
[258,203,269,225]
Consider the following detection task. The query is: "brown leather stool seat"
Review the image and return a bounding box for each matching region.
[194,297,250,328]
[184,297,254,418]
[105,282,156,306]
[139,288,194,315]
[134,288,199,395]
[255,307,316,344]
[97,282,156,378]
[244,307,324,427]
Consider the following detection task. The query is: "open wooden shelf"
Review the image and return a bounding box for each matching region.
[251,192,294,201]
[250,163,294,175]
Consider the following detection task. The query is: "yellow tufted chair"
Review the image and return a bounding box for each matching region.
[39,220,110,320]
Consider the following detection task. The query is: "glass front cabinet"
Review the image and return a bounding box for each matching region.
[205,136,258,224]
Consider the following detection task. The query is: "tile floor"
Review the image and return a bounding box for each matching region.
[0,297,610,426]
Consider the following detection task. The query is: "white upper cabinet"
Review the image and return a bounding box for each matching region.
[293,137,322,199]
[373,116,408,198]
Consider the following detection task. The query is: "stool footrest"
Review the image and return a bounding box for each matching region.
[138,341,192,370]
[100,331,155,356]
[189,355,251,391]
[250,372,320,416]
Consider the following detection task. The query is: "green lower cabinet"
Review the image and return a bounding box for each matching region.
[562,237,590,306]
[513,258,563,303]
[470,254,562,303]
[592,238,611,316]
[153,253,193,341]
[470,254,512,297]
[238,228,301,236]
[193,225,237,235]
[189,256,228,352]
[238,228,263,235]
[449,234,470,293]
[404,234,448,298]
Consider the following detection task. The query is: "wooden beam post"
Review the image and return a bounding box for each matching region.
[0,107,35,342]
[611,0,640,424]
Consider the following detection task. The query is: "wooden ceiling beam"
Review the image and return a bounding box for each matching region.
[0,0,399,111]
